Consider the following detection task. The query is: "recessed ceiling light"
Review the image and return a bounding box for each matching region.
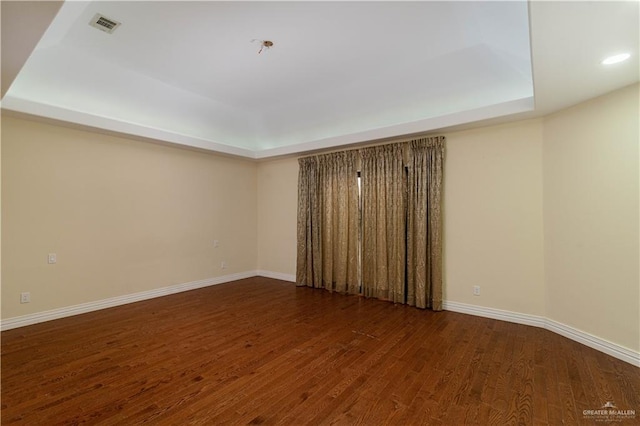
[601,53,631,65]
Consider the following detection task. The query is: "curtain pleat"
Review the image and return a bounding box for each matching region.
[360,143,406,303]
[296,151,359,293]
[296,157,319,287]
[407,136,445,310]
[297,136,445,311]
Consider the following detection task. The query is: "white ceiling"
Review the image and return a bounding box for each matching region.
[1,1,638,159]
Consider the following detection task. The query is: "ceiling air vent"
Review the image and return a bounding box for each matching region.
[89,13,121,34]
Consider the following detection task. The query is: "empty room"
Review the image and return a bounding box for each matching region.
[1,1,639,424]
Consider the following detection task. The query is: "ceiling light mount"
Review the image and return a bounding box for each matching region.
[252,39,274,54]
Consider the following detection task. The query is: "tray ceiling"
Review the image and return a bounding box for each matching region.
[1,1,638,159]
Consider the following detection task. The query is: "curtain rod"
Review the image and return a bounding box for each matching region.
[298,135,445,160]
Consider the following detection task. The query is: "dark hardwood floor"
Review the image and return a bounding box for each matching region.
[2,277,639,425]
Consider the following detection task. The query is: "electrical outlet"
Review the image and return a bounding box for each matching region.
[473,286,480,296]
[20,292,31,303]
[221,261,227,269]
[214,240,219,248]
[48,253,57,264]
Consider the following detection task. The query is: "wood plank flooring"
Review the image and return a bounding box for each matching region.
[2,277,639,425]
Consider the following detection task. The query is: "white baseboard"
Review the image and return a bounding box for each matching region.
[544,318,640,368]
[443,301,546,328]
[256,270,296,282]
[0,271,257,331]
[2,273,637,367]
[443,300,640,367]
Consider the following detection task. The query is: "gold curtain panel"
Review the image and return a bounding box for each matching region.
[296,136,445,311]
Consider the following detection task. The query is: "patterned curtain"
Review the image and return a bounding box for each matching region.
[296,151,359,293]
[296,136,445,310]
[407,137,445,310]
[296,156,321,288]
[360,143,406,303]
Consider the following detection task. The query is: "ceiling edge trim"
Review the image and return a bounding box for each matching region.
[254,97,535,159]
[0,96,256,159]
[1,95,535,160]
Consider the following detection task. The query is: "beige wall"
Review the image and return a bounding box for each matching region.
[256,157,298,276]
[444,119,545,315]
[255,85,639,352]
[3,84,638,355]
[2,116,257,319]
[255,120,547,316]
[543,84,639,351]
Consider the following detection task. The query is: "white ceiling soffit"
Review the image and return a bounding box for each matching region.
[1,1,637,159]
